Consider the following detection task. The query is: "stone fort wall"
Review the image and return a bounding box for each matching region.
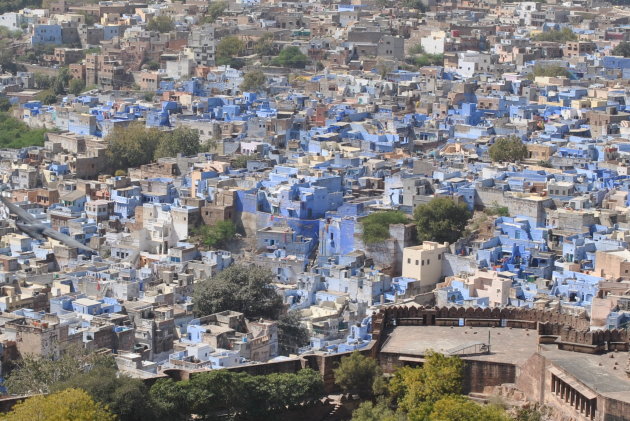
[370,306,629,355]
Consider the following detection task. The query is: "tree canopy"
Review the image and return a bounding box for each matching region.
[52,365,154,421]
[231,153,260,169]
[216,36,245,68]
[0,0,41,14]
[612,41,630,57]
[254,33,275,56]
[277,311,310,355]
[150,368,324,420]
[0,113,48,149]
[333,351,383,399]
[413,197,471,244]
[195,220,236,249]
[528,65,571,80]
[204,1,227,23]
[193,264,283,319]
[2,388,116,421]
[147,16,175,33]
[389,351,464,412]
[352,400,400,421]
[428,395,511,421]
[105,124,202,172]
[153,126,201,160]
[4,348,115,395]
[240,70,267,92]
[361,210,409,244]
[489,136,528,162]
[348,351,513,421]
[272,46,309,68]
[68,78,86,95]
[531,28,576,42]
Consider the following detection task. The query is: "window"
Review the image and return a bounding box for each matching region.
[438,254,442,260]
[427,259,430,265]
[421,260,425,266]
[415,260,419,265]
[407,258,411,264]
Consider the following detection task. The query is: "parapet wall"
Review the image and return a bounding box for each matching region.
[156,305,628,396]
[371,306,629,355]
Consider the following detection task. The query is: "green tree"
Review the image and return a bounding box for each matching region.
[36,89,57,105]
[106,125,201,172]
[193,264,283,319]
[105,123,160,171]
[145,61,160,71]
[612,41,630,57]
[0,113,47,148]
[352,399,401,421]
[333,351,382,399]
[277,311,310,355]
[147,15,174,33]
[78,11,96,26]
[361,210,409,244]
[149,368,324,420]
[149,378,191,421]
[254,33,275,56]
[34,73,52,89]
[484,202,509,217]
[389,351,464,414]
[413,197,471,244]
[52,366,154,421]
[68,78,86,95]
[186,370,241,418]
[240,70,267,92]
[52,67,70,95]
[514,404,551,421]
[4,349,114,395]
[205,1,227,23]
[407,53,443,67]
[402,0,426,11]
[408,44,425,54]
[0,47,26,73]
[154,126,201,159]
[231,153,260,168]
[195,220,236,249]
[527,65,571,80]
[489,136,528,162]
[216,36,245,68]
[532,28,576,42]
[272,46,309,68]
[428,395,510,421]
[0,96,11,111]
[1,388,115,421]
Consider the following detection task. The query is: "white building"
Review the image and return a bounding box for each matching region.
[0,12,24,30]
[453,51,493,78]
[165,57,194,80]
[421,31,447,55]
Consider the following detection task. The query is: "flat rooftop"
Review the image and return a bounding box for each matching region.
[381,326,539,366]
[541,347,630,403]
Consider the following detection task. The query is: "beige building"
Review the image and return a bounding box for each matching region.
[439,269,514,308]
[594,249,630,281]
[402,242,449,292]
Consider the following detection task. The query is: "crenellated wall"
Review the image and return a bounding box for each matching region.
[370,305,628,354]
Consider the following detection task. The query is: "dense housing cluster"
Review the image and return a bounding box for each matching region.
[0,0,629,418]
